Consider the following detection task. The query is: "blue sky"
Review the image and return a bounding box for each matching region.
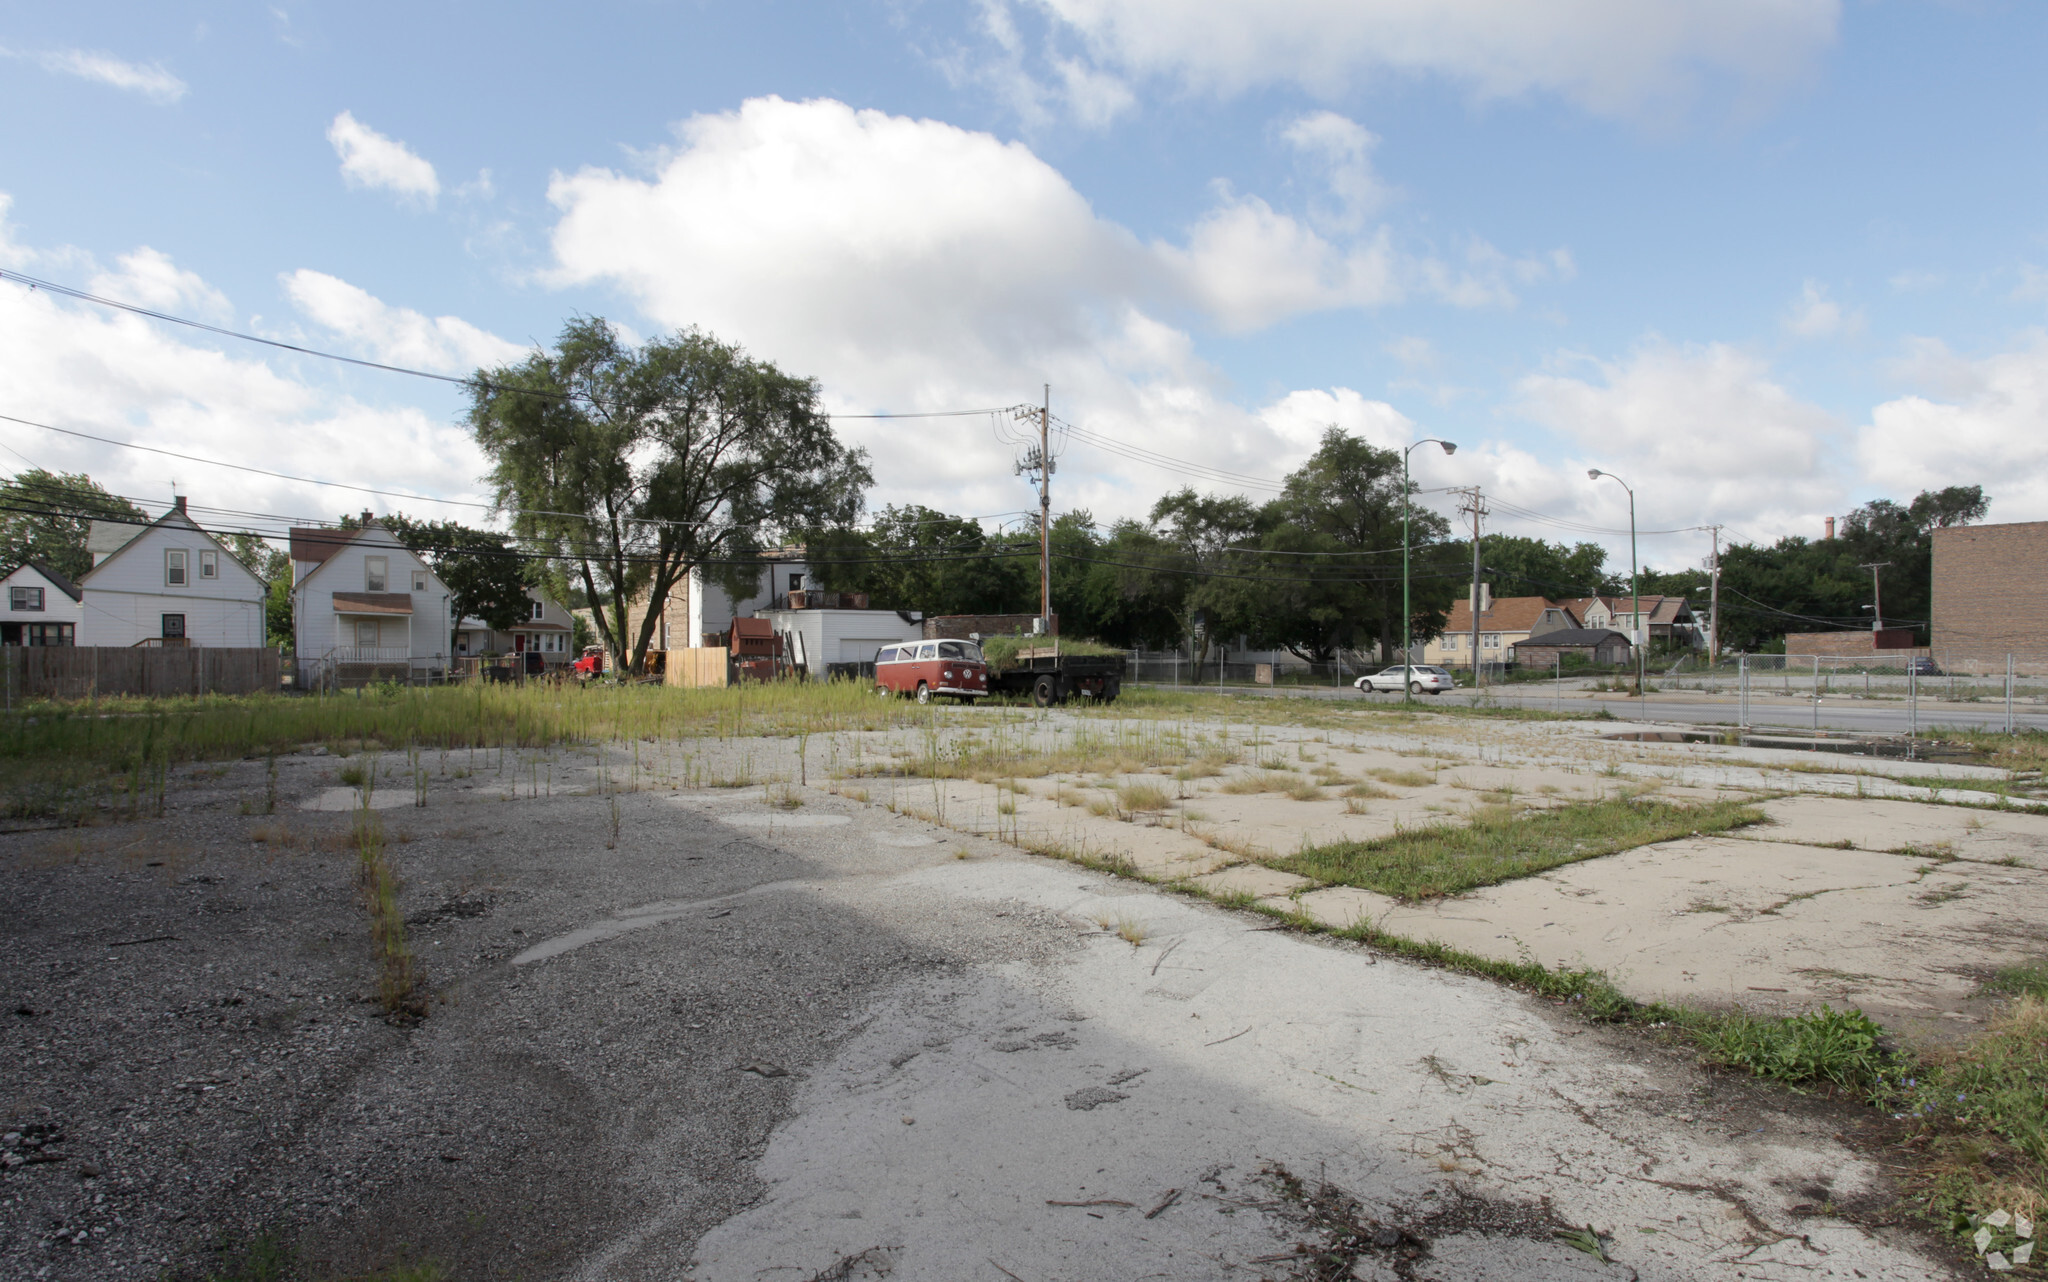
[3,1,2046,573]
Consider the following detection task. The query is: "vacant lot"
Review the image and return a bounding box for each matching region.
[2,684,2034,1278]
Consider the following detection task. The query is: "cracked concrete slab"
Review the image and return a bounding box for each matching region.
[1757,794,2048,865]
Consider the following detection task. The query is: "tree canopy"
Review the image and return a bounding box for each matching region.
[382,516,536,650]
[0,469,148,581]
[469,318,871,673]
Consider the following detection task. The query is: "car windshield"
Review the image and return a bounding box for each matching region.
[938,641,981,662]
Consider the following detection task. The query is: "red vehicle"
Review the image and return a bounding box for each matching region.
[572,645,606,680]
[875,639,987,704]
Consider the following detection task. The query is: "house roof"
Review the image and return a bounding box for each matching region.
[1511,628,1631,649]
[332,592,414,616]
[2,561,82,601]
[77,505,262,589]
[290,527,358,565]
[1569,595,1692,624]
[1442,596,1577,634]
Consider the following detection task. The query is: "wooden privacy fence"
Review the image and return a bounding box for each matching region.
[2,647,282,701]
[663,647,730,689]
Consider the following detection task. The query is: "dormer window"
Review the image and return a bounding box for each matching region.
[365,556,388,593]
[413,570,427,592]
[199,550,218,580]
[530,600,545,622]
[166,549,187,586]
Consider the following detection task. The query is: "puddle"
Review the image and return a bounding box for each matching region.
[1603,728,1983,763]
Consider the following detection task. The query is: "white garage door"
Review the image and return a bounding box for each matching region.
[840,638,901,663]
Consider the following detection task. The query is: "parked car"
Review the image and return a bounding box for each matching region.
[1355,664,1455,695]
[875,638,989,704]
[572,645,607,680]
[1905,656,1942,677]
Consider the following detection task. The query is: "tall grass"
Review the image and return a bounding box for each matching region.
[1275,797,1763,899]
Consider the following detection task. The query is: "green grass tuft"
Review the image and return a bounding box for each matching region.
[1275,797,1763,900]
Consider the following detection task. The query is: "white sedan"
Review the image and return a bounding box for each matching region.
[1354,664,1456,695]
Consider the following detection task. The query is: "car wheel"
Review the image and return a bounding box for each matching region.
[1410,680,1424,695]
[915,682,931,705]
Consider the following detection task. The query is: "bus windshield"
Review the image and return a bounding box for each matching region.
[938,640,982,662]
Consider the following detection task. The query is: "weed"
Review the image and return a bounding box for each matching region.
[1917,882,1971,907]
[353,804,424,1021]
[1277,797,1764,900]
[1284,779,1325,802]
[1221,770,1305,795]
[1984,961,2048,1001]
[1367,767,1433,789]
[1674,1005,1888,1088]
[763,781,805,810]
[337,763,368,788]
[1343,782,1394,800]
[997,797,1017,815]
[1342,797,1372,815]
[1117,782,1171,812]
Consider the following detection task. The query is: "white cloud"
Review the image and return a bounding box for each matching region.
[1022,0,1840,121]
[544,96,1453,518]
[27,48,187,102]
[0,197,489,524]
[1281,110,1386,228]
[1862,334,2048,521]
[282,270,527,374]
[1509,341,1845,550]
[1163,190,1402,330]
[1783,279,1861,339]
[327,112,440,207]
[90,248,231,320]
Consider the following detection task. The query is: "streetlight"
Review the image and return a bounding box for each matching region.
[1586,468,1642,697]
[1403,438,1457,703]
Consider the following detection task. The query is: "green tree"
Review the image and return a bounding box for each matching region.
[0,470,148,580]
[469,318,871,674]
[1446,534,1609,602]
[217,531,295,647]
[1262,429,1454,661]
[382,516,535,652]
[809,505,1031,615]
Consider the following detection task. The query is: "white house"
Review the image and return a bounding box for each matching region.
[76,499,268,648]
[1,561,83,646]
[756,604,926,676]
[289,520,453,682]
[455,586,575,664]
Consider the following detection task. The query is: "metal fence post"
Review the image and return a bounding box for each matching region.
[2007,653,2016,735]
[1812,655,1821,735]
[1738,654,1748,730]
[1909,661,1918,739]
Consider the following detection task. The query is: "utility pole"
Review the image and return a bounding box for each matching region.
[1706,525,1722,664]
[1860,562,1889,631]
[1040,385,1053,637]
[1452,487,1487,687]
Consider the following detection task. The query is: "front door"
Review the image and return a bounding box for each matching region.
[514,633,527,654]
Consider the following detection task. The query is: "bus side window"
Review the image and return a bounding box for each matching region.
[877,646,896,663]
[920,643,938,659]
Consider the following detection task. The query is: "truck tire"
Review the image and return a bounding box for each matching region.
[1032,675,1056,707]
[915,682,932,705]
[1102,677,1121,704]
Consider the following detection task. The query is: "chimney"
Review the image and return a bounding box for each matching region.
[1825,516,1835,540]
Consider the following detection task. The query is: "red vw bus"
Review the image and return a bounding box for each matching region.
[875,639,988,703]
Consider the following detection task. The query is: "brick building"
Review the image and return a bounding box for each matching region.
[1931,521,2048,673]
[1783,630,1927,660]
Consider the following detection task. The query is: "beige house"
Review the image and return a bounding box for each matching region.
[1422,590,1580,668]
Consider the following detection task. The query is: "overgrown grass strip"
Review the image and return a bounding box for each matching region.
[1274,797,1764,899]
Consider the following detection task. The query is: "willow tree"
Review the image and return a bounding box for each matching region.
[468,319,871,674]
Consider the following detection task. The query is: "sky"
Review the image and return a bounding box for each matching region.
[3,0,2046,575]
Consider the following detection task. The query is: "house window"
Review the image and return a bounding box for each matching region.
[9,586,43,612]
[1446,635,1460,650]
[199,550,218,580]
[356,620,379,648]
[413,570,427,592]
[365,557,388,593]
[530,600,545,622]
[788,573,805,593]
[166,550,187,586]
[1483,634,1500,649]
[26,623,72,646]
[161,614,186,639]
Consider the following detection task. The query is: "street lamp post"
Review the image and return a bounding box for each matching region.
[1402,438,1457,704]
[1587,469,1642,697]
